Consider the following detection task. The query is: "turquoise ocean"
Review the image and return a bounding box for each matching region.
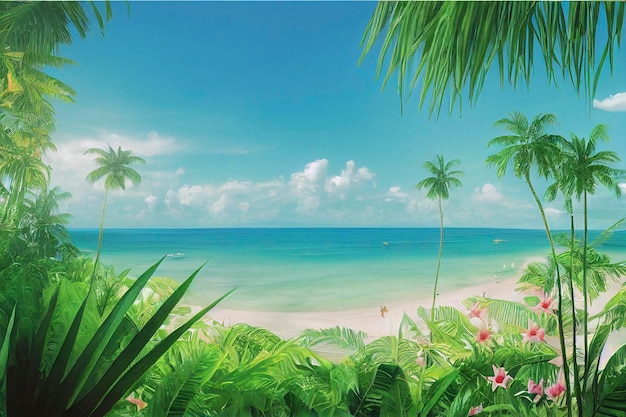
[68,228,626,312]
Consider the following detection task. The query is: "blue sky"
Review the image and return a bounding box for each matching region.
[47,2,626,229]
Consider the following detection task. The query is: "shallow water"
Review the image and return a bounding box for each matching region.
[69,228,625,312]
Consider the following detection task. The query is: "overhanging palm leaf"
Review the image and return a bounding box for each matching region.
[360,2,625,116]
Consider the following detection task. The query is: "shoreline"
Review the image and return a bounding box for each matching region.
[205,264,535,342]
[177,255,626,364]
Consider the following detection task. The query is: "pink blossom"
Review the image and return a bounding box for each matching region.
[527,379,544,403]
[469,302,486,319]
[476,327,492,344]
[546,381,566,400]
[534,293,554,314]
[523,322,546,343]
[468,403,483,415]
[487,365,513,391]
[126,396,148,411]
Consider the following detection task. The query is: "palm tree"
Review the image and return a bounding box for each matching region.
[545,155,585,416]
[485,112,573,416]
[0,134,50,225]
[84,145,145,274]
[0,2,114,124]
[557,125,626,393]
[416,155,463,322]
[359,2,624,117]
[21,186,73,258]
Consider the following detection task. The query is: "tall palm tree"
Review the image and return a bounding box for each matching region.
[545,153,584,416]
[485,112,573,416]
[557,125,625,392]
[85,145,144,274]
[360,2,624,117]
[416,155,463,322]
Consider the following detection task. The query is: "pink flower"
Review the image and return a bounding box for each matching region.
[469,302,486,319]
[546,381,566,400]
[126,396,148,411]
[468,403,483,415]
[535,293,554,314]
[476,327,492,343]
[528,379,544,403]
[487,365,513,391]
[523,322,546,343]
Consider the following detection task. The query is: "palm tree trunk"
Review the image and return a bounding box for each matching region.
[570,213,583,417]
[430,197,444,323]
[525,173,572,417]
[91,189,108,281]
[582,190,589,392]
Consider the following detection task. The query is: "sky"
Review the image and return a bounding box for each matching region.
[46,2,626,230]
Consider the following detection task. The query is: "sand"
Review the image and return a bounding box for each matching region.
[205,269,531,342]
[201,255,626,364]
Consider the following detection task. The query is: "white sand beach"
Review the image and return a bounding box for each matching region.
[206,272,529,342]
[202,256,626,364]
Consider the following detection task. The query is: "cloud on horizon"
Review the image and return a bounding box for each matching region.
[593,92,626,112]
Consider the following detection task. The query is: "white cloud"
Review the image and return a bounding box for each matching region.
[145,195,157,210]
[386,186,409,201]
[619,183,626,193]
[325,160,375,193]
[175,168,185,176]
[177,185,214,207]
[593,92,626,112]
[49,130,184,205]
[544,207,563,219]
[289,159,328,195]
[217,180,250,194]
[210,194,228,215]
[472,183,503,203]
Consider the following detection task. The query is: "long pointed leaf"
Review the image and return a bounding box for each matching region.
[86,288,234,417]
[37,285,91,416]
[59,257,165,403]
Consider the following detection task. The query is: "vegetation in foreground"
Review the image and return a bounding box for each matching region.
[2,2,626,416]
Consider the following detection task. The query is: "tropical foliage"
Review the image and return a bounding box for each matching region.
[360,2,625,116]
[2,2,626,417]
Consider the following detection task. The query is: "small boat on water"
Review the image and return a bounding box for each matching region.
[493,239,508,244]
[166,252,185,259]
[383,241,389,246]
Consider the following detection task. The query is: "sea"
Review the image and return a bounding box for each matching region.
[68,228,626,312]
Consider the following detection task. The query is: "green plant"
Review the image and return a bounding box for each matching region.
[84,145,145,278]
[359,2,624,116]
[0,258,232,417]
[487,111,573,416]
[415,154,463,322]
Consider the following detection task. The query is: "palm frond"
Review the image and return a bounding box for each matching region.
[360,2,624,117]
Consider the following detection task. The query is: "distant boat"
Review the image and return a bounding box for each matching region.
[383,241,389,246]
[493,239,508,244]
[166,252,185,259]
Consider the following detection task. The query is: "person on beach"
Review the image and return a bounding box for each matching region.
[380,305,388,318]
